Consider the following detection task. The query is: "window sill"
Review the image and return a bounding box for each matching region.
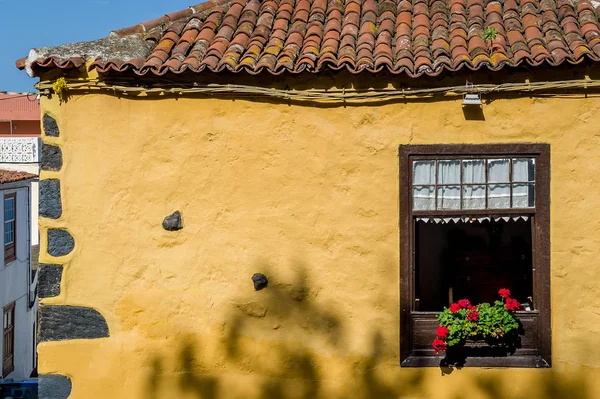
[405,311,549,368]
[401,355,550,368]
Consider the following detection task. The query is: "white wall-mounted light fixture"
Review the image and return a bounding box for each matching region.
[462,93,482,106]
[462,80,483,106]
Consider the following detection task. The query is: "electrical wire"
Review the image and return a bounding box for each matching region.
[0,93,39,102]
[34,77,600,103]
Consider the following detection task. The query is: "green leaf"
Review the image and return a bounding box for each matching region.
[483,27,498,42]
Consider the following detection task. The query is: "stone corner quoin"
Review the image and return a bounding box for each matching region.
[39,305,109,342]
[47,229,74,257]
[39,179,62,219]
[43,114,60,137]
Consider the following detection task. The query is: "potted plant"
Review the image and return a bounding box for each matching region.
[432,288,523,359]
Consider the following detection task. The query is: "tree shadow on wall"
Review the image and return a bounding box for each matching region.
[451,369,592,399]
[143,261,594,399]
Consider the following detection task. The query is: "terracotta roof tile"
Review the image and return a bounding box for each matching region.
[0,170,37,185]
[17,0,600,78]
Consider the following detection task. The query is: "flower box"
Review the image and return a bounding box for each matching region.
[432,288,525,365]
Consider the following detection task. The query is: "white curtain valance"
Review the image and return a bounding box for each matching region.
[415,216,530,224]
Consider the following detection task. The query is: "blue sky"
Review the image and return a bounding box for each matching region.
[0,0,191,92]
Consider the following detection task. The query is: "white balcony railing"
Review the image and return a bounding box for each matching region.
[0,137,40,163]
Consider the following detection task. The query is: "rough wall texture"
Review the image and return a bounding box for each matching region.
[41,143,63,172]
[39,305,109,342]
[37,90,600,399]
[39,179,62,219]
[38,264,63,298]
[38,374,72,399]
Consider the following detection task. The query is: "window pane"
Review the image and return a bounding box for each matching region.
[513,184,535,208]
[513,158,535,182]
[488,159,509,183]
[4,198,14,221]
[488,184,510,208]
[462,185,486,209]
[413,186,435,210]
[437,160,460,184]
[437,186,461,210]
[462,160,485,184]
[413,161,435,185]
[5,222,13,245]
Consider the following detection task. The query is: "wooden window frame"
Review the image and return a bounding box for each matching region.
[3,302,15,377]
[399,144,551,368]
[4,193,16,265]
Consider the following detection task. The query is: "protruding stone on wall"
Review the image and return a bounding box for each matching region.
[41,143,63,171]
[48,229,74,257]
[39,264,63,298]
[162,210,183,231]
[40,179,62,219]
[252,273,268,291]
[39,305,109,342]
[43,114,60,137]
[39,374,72,399]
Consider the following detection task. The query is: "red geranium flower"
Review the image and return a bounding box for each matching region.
[457,299,471,308]
[436,326,449,338]
[505,298,521,311]
[467,304,477,311]
[467,310,479,321]
[498,288,511,299]
[449,303,461,313]
[432,338,447,355]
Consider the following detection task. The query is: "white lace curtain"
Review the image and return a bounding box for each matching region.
[416,215,530,224]
[413,158,535,211]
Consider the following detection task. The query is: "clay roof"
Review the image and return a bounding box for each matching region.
[16,0,600,78]
[0,170,37,184]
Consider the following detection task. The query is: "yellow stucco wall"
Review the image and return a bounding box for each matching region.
[38,90,600,399]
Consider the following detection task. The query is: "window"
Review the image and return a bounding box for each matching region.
[400,144,550,367]
[4,193,16,264]
[3,302,15,377]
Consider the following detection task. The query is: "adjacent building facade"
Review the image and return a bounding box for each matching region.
[0,92,40,138]
[0,92,41,247]
[0,171,38,382]
[15,0,600,398]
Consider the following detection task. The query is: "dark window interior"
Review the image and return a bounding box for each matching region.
[415,219,532,311]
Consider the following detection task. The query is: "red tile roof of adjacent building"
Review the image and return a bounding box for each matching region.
[16,0,600,78]
[0,93,40,121]
[0,170,37,184]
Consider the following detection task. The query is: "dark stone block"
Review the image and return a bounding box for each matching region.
[40,179,62,219]
[43,114,60,137]
[162,210,183,231]
[48,229,74,257]
[39,374,72,399]
[39,264,63,298]
[41,143,63,171]
[252,273,268,291]
[39,305,109,342]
